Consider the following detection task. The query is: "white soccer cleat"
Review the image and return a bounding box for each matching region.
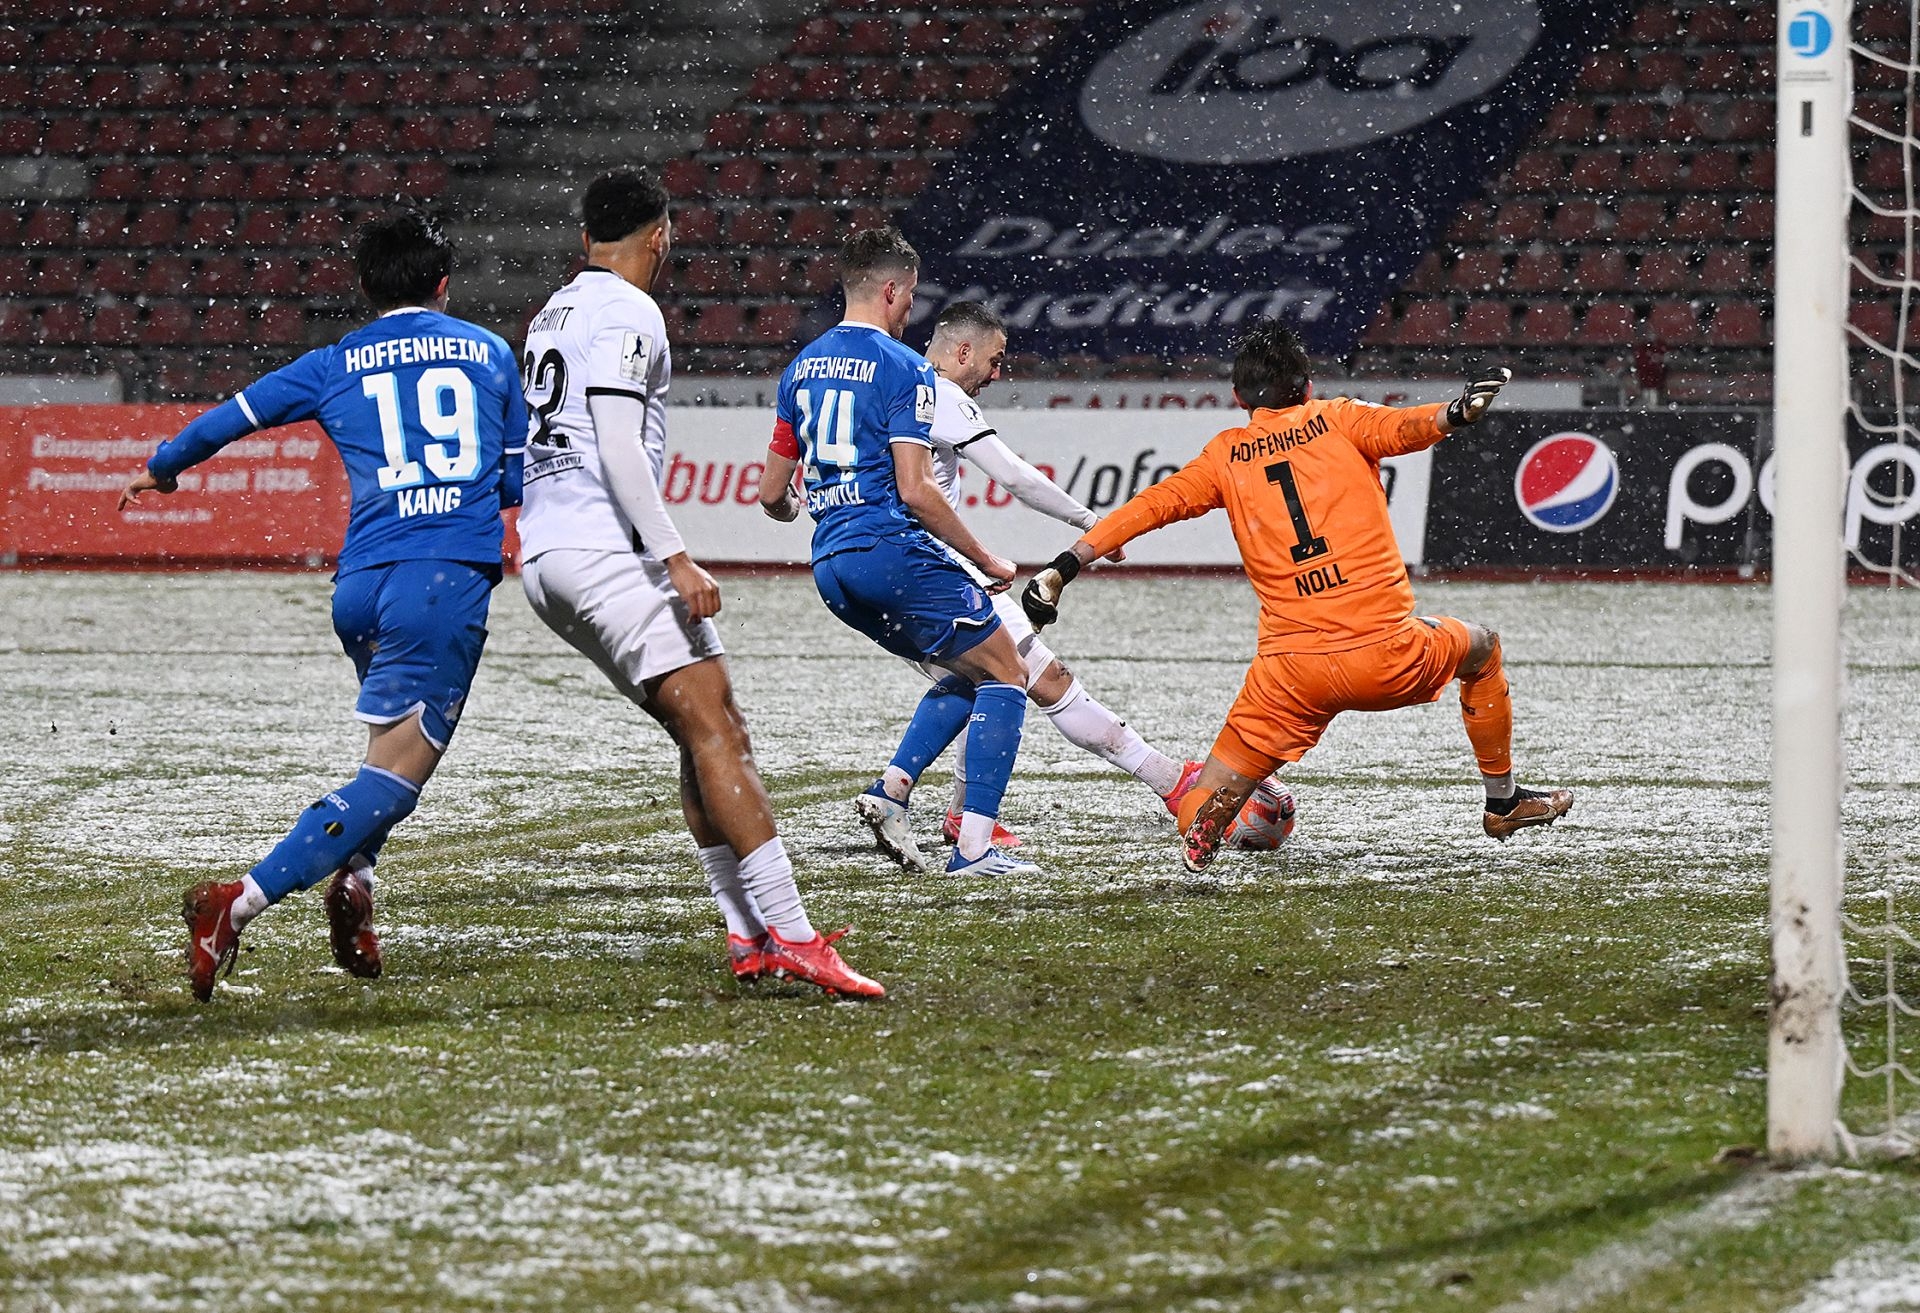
[855,786,929,872]
[944,844,1039,878]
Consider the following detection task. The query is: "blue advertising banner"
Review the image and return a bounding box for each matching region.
[899,0,1634,361]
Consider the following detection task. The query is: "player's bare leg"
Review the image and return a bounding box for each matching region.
[643,656,880,996]
[1455,623,1573,840]
[1172,757,1262,874]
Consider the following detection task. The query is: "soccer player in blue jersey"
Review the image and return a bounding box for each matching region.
[756,228,1037,878]
[117,211,527,1001]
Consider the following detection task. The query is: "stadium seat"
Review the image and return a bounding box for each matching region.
[1392,302,1455,345]
[1613,199,1667,241]
[692,304,747,344]
[818,110,868,150]
[1571,249,1629,292]
[925,109,972,150]
[758,111,809,152]
[1575,302,1638,345]
[1577,51,1632,93]
[0,119,40,155]
[825,158,884,198]
[290,208,345,247]
[253,254,302,296]
[904,18,952,54]
[1549,201,1607,242]
[197,164,247,201]
[1636,52,1688,91]
[145,116,192,155]
[713,160,767,198]
[1634,251,1688,293]
[91,254,143,295]
[725,208,781,246]
[1457,301,1513,345]
[675,206,721,247]
[142,254,193,296]
[886,159,933,197]
[1628,7,1681,41]
[126,207,181,247]
[662,160,707,199]
[792,16,839,55]
[95,117,141,155]
[92,304,140,346]
[1851,301,1897,342]
[1601,102,1657,142]
[1509,150,1565,192]
[94,163,144,202]
[1671,198,1726,239]
[1570,151,1623,194]
[1521,301,1575,343]
[348,162,401,199]
[447,115,493,153]
[293,118,343,155]
[872,109,919,150]
[1705,302,1765,346]
[847,18,896,55]
[706,111,752,151]
[184,205,237,247]
[854,67,905,101]
[0,254,26,296]
[1729,199,1773,240]
[1647,301,1700,344]
[796,66,848,103]
[199,304,250,344]
[34,255,83,294]
[24,208,77,248]
[1698,248,1754,291]
[402,161,449,198]
[39,303,89,345]
[742,253,788,295]
[681,256,731,294]
[1492,202,1545,241]
[248,163,296,202]
[1450,251,1504,292]
[141,301,195,346]
[1509,251,1565,292]
[303,256,357,297]
[798,252,836,292]
[749,65,795,101]
[1628,151,1686,191]
[786,206,837,246]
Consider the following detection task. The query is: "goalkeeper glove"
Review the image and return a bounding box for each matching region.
[1020,550,1082,629]
[1444,364,1512,428]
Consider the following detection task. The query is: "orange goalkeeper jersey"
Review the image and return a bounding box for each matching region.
[1082,397,1450,655]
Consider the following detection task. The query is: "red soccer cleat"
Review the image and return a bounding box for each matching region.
[1164,760,1204,817]
[762,926,885,998]
[941,810,1022,849]
[728,931,769,981]
[181,880,244,1002]
[324,867,382,979]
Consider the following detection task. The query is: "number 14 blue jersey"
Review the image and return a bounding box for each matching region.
[775,321,938,562]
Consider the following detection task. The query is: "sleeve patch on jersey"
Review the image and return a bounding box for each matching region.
[618,332,652,385]
[959,398,984,426]
[914,383,936,424]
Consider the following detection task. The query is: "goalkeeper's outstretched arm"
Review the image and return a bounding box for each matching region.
[1020,453,1223,628]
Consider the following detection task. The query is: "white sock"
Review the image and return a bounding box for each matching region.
[737,836,813,941]
[1483,772,1516,801]
[880,765,915,803]
[949,729,969,813]
[958,811,995,860]
[1041,679,1184,797]
[696,843,767,939]
[232,875,269,930]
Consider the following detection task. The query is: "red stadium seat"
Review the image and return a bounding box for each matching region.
[491,68,541,105]
[1695,52,1749,91]
[692,304,747,344]
[787,206,837,246]
[959,65,1011,101]
[792,16,839,55]
[680,256,731,294]
[1613,199,1667,240]
[93,116,140,154]
[292,118,344,155]
[92,304,140,346]
[742,253,788,295]
[142,254,192,296]
[0,254,27,295]
[349,162,400,199]
[661,160,707,198]
[84,71,136,110]
[199,305,250,344]
[872,110,919,150]
[238,209,288,247]
[1520,301,1575,343]
[1647,301,1700,344]
[1628,7,1681,40]
[1449,251,1503,292]
[1744,152,1775,190]
[1492,202,1544,241]
[94,163,143,201]
[0,119,41,155]
[541,22,584,58]
[391,70,440,107]
[340,71,388,108]
[144,116,191,155]
[289,71,336,108]
[1851,302,1897,342]
[1508,251,1565,292]
[853,67,904,101]
[39,303,89,345]
[955,17,1011,54]
[0,304,35,345]
[238,26,284,61]
[142,301,195,346]
[1457,301,1512,345]
[1549,200,1606,242]
[1671,199,1725,240]
[674,206,721,247]
[753,304,802,345]
[184,205,237,247]
[447,114,494,153]
[1687,149,1743,191]
[1633,251,1688,292]
[290,209,345,247]
[712,160,766,198]
[1636,52,1688,91]
[904,18,952,53]
[136,28,187,63]
[1577,51,1631,93]
[126,207,182,247]
[1392,302,1455,345]
[1571,250,1629,292]
[33,255,82,293]
[908,66,960,101]
[706,111,752,151]
[402,161,449,197]
[885,159,933,197]
[1729,199,1773,241]
[818,111,868,150]
[798,252,836,291]
[187,72,234,108]
[749,64,795,102]
[1575,302,1637,345]
[847,18,895,55]
[796,65,847,102]
[194,254,248,296]
[252,255,302,295]
[43,117,93,155]
[22,206,77,247]
[1508,150,1564,192]
[197,164,246,201]
[725,209,781,246]
[758,111,809,151]
[1698,248,1754,291]
[1628,151,1687,191]
[825,158,884,198]
[248,163,295,201]
[348,116,394,154]
[1569,150,1622,194]
[147,162,194,200]
[91,254,143,294]
[1705,302,1765,346]
[238,71,286,109]
[1600,102,1657,142]
[259,305,308,346]
[926,109,972,150]
[296,161,348,200]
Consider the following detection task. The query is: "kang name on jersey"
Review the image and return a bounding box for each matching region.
[774,321,938,561]
[148,306,526,574]
[515,267,673,560]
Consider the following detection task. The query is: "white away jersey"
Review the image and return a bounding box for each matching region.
[516,267,671,558]
[927,374,997,509]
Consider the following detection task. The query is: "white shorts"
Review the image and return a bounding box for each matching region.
[522,548,724,698]
[910,548,1049,688]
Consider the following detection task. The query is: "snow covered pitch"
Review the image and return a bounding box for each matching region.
[3,571,1918,1311]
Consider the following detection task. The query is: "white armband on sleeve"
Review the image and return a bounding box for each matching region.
[588,390,686,561]
[961,433,1098,530]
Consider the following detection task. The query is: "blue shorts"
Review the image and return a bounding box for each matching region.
[332,559,495,749]
[812,535,1001,664]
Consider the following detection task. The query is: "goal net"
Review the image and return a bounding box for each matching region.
[1773,0,1920,1159]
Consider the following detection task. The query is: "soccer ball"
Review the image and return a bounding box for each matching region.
[1226,777,1297,851]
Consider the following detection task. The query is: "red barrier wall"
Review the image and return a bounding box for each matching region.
[0,405,346,567]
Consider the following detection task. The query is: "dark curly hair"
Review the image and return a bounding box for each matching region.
[355,209,453,312]
[1231,320,1312,411]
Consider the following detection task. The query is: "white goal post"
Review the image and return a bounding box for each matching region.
[1768,0,1850,1161]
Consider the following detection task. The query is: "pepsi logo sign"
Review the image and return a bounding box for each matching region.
[1078,0,1542,164]
[1514,433,1619,533]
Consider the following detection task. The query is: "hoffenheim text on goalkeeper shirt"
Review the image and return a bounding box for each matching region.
[208,308,523,574]
[775,320,939,561]
[515,267,674,560]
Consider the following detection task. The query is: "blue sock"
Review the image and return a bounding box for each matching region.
[961,681,1027,818]
[887,675,976,784]
[249,766,420,904]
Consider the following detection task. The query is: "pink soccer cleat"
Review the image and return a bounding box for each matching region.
[762,926,885,998]
[941,810,1022,849]
[182,880,245,1002]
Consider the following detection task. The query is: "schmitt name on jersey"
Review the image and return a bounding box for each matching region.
[1228,413,1327,462]
[807,479,866,512]
[343,336,492,374]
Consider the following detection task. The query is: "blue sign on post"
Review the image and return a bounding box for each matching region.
[898,0,1637,361]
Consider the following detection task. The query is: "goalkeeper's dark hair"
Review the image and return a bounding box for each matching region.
[839,226,919,295]
[582,166,668,243]
[355,209,454,312]
[930,300,1005,344]
[1231,320,1312,411]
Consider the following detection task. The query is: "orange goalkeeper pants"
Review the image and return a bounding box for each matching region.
[1209,615,1474,780]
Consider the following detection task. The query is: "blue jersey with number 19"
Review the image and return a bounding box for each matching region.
[147,306,527,575]
[775,321,939,562]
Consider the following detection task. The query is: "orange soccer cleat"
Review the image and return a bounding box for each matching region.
[324,866,382,979]
[181,879,245,1002]
[762,926,885,998]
